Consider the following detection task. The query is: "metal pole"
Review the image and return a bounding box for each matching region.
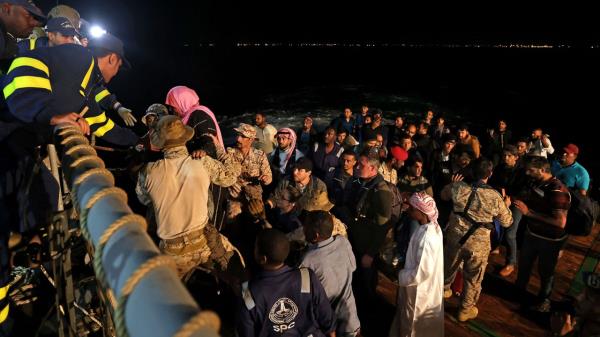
[47,144,77,337]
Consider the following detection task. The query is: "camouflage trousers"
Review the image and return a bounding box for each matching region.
[159,224,237,280]
[443,230,491,310]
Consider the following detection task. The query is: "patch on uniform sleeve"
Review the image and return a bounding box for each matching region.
[269,297,299,333]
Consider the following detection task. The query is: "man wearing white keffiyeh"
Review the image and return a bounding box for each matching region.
[389,192,444,337]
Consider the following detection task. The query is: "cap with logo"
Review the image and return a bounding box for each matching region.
[45,17,79,37]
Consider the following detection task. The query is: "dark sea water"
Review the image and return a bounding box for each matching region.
[105,45,599,196]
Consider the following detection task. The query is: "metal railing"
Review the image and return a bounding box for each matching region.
[53,125,221,337]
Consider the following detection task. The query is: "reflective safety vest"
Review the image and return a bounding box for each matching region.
[17,37,122,125]
[17,36,49,55]
[0,44,137,146]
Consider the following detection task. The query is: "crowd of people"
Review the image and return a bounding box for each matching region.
[0,1,598,337]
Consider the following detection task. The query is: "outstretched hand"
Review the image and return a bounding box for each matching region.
[50,112,90,135]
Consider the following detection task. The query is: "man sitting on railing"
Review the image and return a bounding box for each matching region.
[135,115,242,280]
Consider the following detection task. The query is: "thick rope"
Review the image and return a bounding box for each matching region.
[72,168,114,200]
[85,187,127,210]
[57,125,79,136]
[65,144,96,157]
[58,128,82,138]
[114,255,177,337]
[80,188,128,238]
[69,155,105,170]
[93,214,148,287]
[173,311,221,337]
[99,214,147,247]
[61,134,88,147]
[74,168,114,188]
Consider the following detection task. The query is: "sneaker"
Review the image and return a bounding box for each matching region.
[457,307,479,322]
[490,247,501,255]
[499,264,515,277]
[444,289,453,299]
[530,299,551,313]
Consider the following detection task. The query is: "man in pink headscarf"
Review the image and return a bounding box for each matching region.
[166,86,228,227]
[165,86,224,159]
[389,192,444,337]
[269,128,305,186]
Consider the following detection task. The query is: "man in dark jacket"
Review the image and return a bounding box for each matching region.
[341,150,393,299]
[237,229,336,337]
[489,144,527,277]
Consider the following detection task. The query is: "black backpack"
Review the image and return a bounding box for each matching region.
[565,188,595,236]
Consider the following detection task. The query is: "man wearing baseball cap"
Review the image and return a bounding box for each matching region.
[87,32,139,127]
[551,143,590,196]
[222,123,272,221]
[0,0,45,71]
[17,16,79,53]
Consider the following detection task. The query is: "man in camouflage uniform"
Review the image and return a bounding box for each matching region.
[136,116,242,279]
[441,158,512,322]
[221,123,272,221]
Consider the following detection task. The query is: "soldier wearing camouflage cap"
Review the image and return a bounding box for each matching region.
[219,123,272,221]
[142,103,169,128]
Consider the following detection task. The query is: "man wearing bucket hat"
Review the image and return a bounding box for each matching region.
[220,123,272,221]
[136,115,242,279]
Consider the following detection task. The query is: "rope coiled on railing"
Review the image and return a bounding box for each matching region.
[54,125,221,337]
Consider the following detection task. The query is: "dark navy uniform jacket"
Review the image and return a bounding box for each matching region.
[237,266,336,337]
[0,43,137,146]
[17,36,49,54]
[17,37,120,113]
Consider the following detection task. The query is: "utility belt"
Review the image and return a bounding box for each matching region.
[162,227,205,246]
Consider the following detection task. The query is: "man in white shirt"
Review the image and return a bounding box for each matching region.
[253,112,278,154]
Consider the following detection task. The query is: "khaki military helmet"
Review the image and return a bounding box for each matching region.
[48,5,81,30]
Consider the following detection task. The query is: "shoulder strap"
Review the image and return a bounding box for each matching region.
[241,281,256,310]
[462,185,479,214]
[456,184,494,245]
[299,267,310,294]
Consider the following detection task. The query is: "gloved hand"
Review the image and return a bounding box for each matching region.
[117,106,137,126]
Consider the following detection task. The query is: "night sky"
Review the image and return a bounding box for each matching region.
[35,1,600,46]
[31,1,600,188]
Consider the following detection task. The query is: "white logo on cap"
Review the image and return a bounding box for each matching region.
[61,21,74,29]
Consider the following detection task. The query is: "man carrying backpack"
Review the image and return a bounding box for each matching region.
[514,157,571,313]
